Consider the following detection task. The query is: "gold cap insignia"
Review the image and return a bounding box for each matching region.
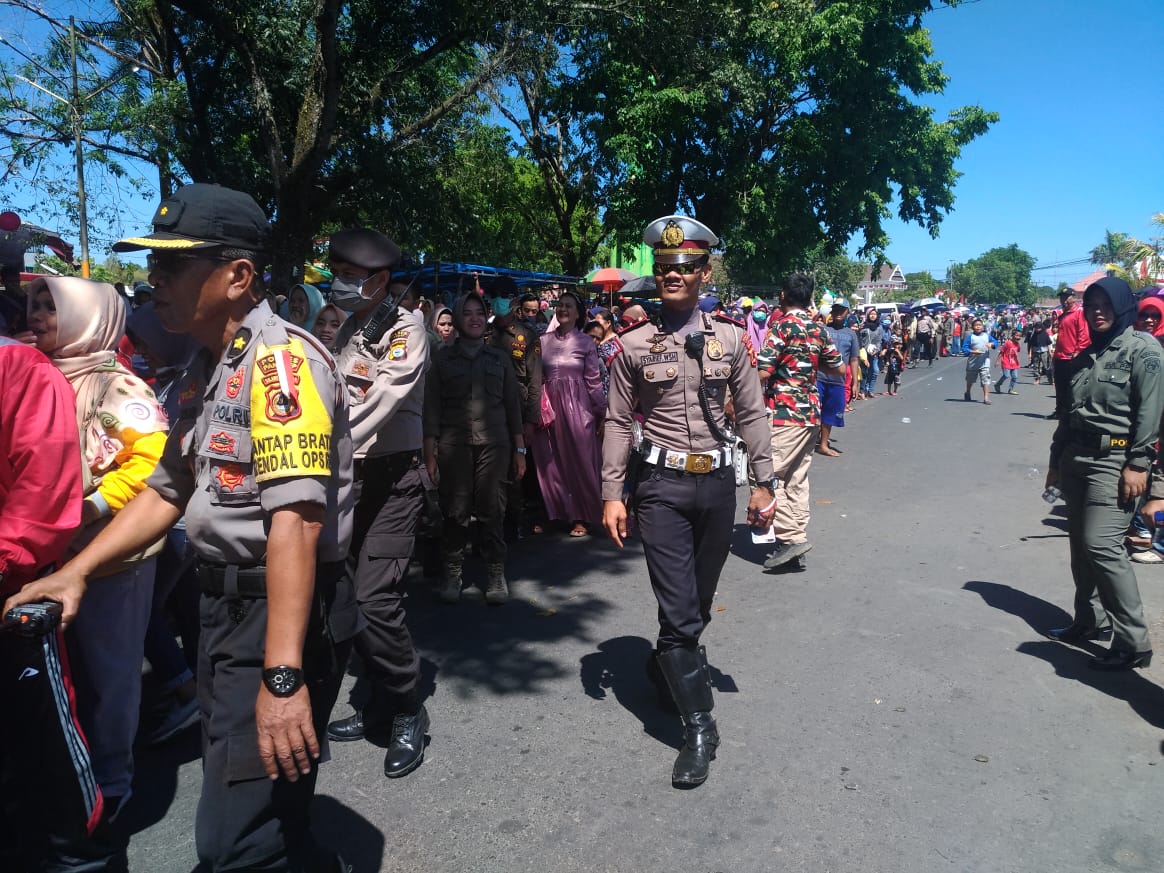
[660,221,685,248]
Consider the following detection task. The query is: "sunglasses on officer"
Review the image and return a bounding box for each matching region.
[146,249,249,275]
[652,259,708,276]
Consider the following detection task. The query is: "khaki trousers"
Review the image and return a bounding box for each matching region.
[769,424,819,544]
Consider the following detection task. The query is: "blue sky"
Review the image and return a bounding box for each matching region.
[3,0,1162,283]
[872,0,1164,287]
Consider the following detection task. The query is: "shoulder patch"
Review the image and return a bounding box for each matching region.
[251,337,334,483]
[617,317,653,336]
[714,312,745,329]
[1144,354,1161,375]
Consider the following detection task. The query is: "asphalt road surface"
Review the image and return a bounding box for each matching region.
[126,353,1164,873]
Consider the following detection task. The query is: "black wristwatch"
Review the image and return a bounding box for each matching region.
[756,478,779,491]
[262,665,305,697]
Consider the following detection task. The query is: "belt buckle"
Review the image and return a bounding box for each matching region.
[685,453,713,474]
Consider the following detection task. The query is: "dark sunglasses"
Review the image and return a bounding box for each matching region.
[652,261,707,276]
[146,250,233,274]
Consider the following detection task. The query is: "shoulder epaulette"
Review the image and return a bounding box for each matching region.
[617,317,653,336]
[714,313,745,329]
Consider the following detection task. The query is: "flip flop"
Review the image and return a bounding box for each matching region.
[569,525,588,537]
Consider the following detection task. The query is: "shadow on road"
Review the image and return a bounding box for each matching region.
[730,523,769,565]
[964,580,1164,733]
[579,636,681,749]
[122,727,201,837]
[1010,412,1054,420]
[311,794,386,873]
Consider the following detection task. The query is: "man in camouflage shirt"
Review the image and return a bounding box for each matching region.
[757,273,845,571]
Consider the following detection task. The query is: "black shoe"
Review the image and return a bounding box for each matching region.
[1089,649,1152,671]
[383,705,430,778]
[1044,624,1113,644]
[673,710,718,787]
[764,541,812,570]
[768,555,807,574]
[327,710,366,742]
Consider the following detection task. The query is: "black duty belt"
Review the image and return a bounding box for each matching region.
[354,450,420,480]
[1067,431,1131,453]
[198,560,346,598]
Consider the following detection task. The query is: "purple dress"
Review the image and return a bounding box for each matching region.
[532,328,607,524]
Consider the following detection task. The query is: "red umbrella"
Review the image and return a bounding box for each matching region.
[588,267,637,286]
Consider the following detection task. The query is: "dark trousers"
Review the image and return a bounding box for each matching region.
[349,454,423,706]
[1053,356,1082,414]
[0,629,104,872]
[438,441,509,563]
[634,466,735,651]
[194,574,354,872]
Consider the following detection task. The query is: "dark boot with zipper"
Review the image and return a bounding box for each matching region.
[657,645,718,787]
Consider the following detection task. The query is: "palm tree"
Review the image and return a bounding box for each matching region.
[1089,230,1131,268]
[1097,215,1163,290]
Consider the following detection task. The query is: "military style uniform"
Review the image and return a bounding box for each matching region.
[424,335,523,598]
[487,318,543,535]
[603,214,774,788]
[1049,313,1164,659]
[148,299,358,870]
[328,241,432,765]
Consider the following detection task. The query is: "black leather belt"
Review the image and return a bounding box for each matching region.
[354,450,420,480]
[198,560,346,598]
[1067,431,1131,452]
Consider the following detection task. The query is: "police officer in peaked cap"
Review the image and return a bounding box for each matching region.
[12,182,359,871]
[324,227,433,778]
[602,214,777,787]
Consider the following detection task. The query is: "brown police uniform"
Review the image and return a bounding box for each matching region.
[487,317,544,533]
[603,306,773,650]
[148,299,358,870]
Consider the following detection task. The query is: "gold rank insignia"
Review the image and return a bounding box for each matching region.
[706,338,724,360]
[660,221,685,248]
[231,328,251,352]
[650,333,668,354]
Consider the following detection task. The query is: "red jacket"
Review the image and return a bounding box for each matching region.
[1054,307,1091,360]
[0,341,83,599]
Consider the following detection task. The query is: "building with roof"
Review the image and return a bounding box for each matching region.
[856,263,907,305]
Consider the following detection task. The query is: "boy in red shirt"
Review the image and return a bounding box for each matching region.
[995,330,1022,395]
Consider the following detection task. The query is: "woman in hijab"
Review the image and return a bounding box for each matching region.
[1134,296,1164,344]
[278,281,325,330]
[745,299,770,355]
[427,303,456,347]
[25,276,169,814]
[312,302,348,351]
[531,290,606,536]
[1044,277,1164,670]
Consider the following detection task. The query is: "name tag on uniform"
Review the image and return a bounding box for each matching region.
[641,352,679,366]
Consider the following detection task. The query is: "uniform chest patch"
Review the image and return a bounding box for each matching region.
[352,360,371,378]
[208,431,236,455]
[641,352,679,366]
[225,366,245,399]
[214,463,247,492]
[706,339,724,360]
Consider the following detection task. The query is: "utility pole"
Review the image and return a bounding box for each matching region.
[70,17,90,278]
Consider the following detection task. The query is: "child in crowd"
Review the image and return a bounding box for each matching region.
[995,329,1021,395]
[883,340,905,396]
[962,318,997,404]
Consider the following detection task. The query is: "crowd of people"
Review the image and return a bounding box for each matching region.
[3,183,1164,870]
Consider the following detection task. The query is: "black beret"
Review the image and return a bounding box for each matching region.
[328,228,401,271]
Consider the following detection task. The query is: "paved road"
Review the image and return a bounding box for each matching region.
[126,353,1164,873]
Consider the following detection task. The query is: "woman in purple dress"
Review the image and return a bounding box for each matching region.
[533,291,607,536]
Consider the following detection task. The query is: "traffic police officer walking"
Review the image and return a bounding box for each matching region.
[602,215,776,787]
[11,183,359,871]
[324,229,432,777]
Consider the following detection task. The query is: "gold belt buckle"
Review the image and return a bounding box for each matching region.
[685,453,713,474]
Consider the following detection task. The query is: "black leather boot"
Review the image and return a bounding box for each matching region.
[384,693,430,778]
[327,709,366,742]
[645,650,678,713]
[657,645,718,787]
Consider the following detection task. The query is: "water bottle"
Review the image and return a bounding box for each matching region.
[1042,485,1061,504]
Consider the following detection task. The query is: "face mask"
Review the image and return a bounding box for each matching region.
[752,311,768,325]
[492,297,512,317]
[330,275,377,309]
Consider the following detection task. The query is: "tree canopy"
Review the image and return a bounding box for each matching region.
[947,244,1036,305]
[2,0,997,287]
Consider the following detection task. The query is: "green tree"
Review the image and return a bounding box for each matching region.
[1089,229,1131,269]
[905,270,939,299]
[564,0,997,284]
[948,244,1036,305]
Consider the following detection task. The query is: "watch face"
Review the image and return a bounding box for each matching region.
[264,666,303,696]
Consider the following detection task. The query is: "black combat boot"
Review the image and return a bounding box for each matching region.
[657,645,718,788]
[383,692,430,778]
[645,650,678,713]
